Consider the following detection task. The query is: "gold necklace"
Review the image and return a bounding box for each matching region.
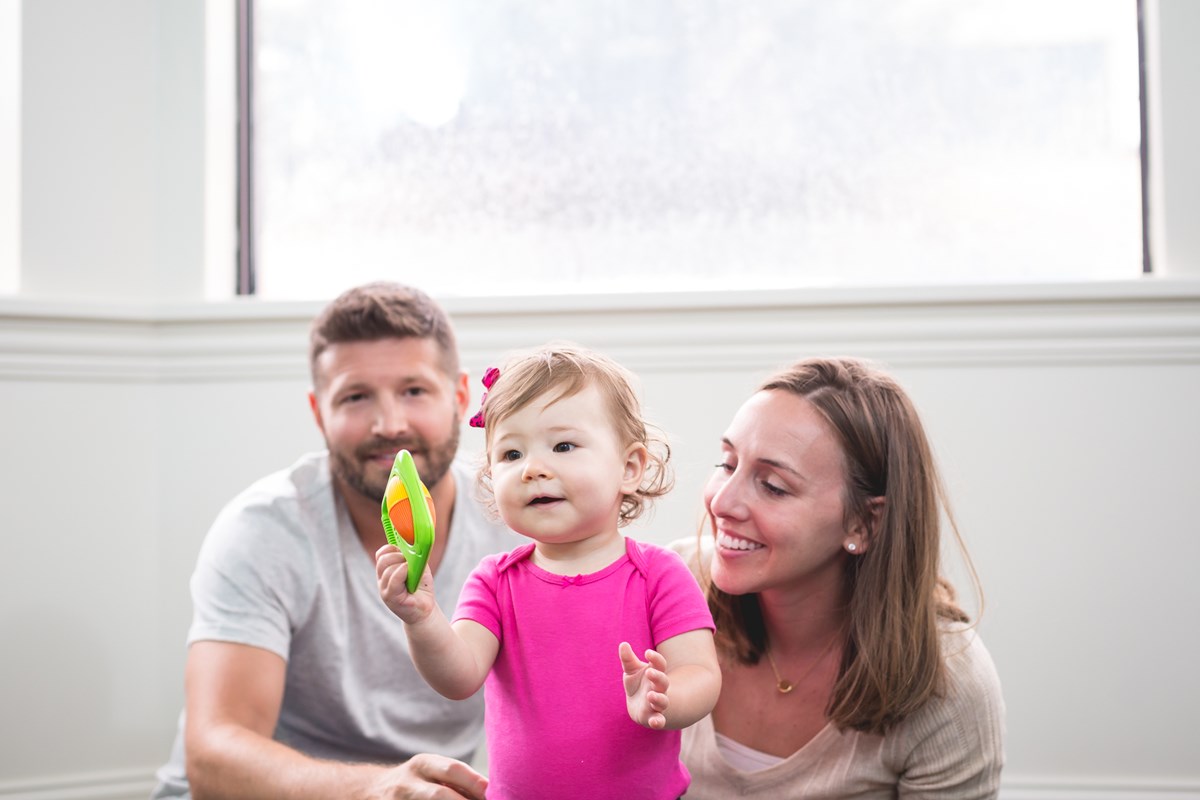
[763,636,839,695]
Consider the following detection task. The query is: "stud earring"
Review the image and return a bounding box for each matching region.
[846,542,858,552]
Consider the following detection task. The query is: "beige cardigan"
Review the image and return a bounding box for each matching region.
[681,624,1005,799]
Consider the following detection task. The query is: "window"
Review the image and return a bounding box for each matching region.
[1,0,18,294]
[246,0,1143,299]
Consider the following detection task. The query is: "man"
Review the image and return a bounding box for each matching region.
[153,283,519,799]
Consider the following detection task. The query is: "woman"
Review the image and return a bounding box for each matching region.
[678,358,1004,798]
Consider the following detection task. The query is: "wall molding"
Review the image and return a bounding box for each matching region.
[2,282,1199,382]
[1001,777,1200,800]
[0,769,155,800]
[0,769,1195,800]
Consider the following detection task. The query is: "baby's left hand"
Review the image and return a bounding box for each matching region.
[619,641,670,730]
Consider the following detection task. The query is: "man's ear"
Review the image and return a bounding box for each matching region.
[454,370,470,420]
[621,443,649,493]
[308,390,326,436]
[846,496,885,554]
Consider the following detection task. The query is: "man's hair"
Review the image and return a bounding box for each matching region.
[478,343,672,526]
[703,357,979,736]
[309,282,459,387]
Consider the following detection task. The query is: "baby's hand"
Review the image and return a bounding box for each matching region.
[619,641,670,730]
[375,544,435,624]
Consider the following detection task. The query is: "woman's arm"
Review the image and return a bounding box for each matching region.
[897,633,1005,799]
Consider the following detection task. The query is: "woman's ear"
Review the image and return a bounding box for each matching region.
[845,496,885,554]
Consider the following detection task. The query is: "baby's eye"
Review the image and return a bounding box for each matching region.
[502,449,522,462]
[553,442,576,453]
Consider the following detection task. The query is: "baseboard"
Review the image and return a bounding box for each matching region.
[1002,777,1200,800]
[1,770,1196,800]
[0,769,156,800]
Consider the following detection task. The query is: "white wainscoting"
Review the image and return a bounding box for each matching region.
[1,282,1197,798]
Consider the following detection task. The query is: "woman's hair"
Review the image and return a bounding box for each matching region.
[477,344,673,526]
[704,357,977,735]
[309,281,459,386]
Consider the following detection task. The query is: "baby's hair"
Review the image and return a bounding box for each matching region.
[477,343,673,526]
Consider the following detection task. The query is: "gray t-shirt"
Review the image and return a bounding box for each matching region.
[152,452,519,799]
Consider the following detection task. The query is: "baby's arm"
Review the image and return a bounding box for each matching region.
[376,545,498,701]
[619,629,721,730]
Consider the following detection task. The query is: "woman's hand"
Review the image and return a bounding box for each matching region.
[619,642,671,730]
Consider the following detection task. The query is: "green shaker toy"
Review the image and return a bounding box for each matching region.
[380,450,436,593]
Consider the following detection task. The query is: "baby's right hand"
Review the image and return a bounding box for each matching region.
[376,544,435,624]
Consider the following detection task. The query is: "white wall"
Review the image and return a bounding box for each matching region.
[1,2,1199,799]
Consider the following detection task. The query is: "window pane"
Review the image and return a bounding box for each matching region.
[1,0,19,295]
[251,0,1142,299]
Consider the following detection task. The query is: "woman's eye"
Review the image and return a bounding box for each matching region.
[553,442,575,453]
[761,480,788,497]
[714,461,734,473]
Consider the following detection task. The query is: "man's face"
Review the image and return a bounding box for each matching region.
[309,337,468,504]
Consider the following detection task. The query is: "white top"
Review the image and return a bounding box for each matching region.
[151,453,521,799]
[682,625,1006,799]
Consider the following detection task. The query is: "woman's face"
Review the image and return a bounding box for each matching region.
[704,389,855,597]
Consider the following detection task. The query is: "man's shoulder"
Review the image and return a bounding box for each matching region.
[447,457,510,537]
[203,452,334,555]
[228,452,331,516]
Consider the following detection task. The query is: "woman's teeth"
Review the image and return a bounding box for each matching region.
[718,532,765,551]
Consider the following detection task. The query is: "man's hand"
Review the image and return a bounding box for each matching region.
[364,754,488,800]
[619,641,671,730]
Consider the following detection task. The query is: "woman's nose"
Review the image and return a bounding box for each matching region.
[706,471,747,520]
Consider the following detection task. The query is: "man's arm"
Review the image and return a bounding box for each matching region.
[184,640,488,800]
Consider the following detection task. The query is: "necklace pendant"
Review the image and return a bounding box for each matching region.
[777,680,794,694]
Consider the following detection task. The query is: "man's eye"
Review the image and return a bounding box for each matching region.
[404,386,427,397]
[553,442,576,453]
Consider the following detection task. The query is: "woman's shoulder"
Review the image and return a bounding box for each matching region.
[666,535,713,580]
[880,625,1005,792]
[938,623,1004,709]
[894,624,1005,757]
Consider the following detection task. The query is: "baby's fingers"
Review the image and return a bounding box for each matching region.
[379,560,412,599]
[374,544,405,579]
[644,648,668,672]
[619,641,647,676]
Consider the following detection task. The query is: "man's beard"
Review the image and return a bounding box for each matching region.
[331,421,461,505]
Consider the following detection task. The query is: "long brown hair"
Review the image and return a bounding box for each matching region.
[705,357,977,735]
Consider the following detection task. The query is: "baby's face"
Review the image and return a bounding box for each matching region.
[487,385,639,544]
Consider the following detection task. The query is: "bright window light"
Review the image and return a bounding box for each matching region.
[250,0,1143,300]
[1,0,19,295]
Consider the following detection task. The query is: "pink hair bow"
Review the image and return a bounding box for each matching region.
[468,367,500,428]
